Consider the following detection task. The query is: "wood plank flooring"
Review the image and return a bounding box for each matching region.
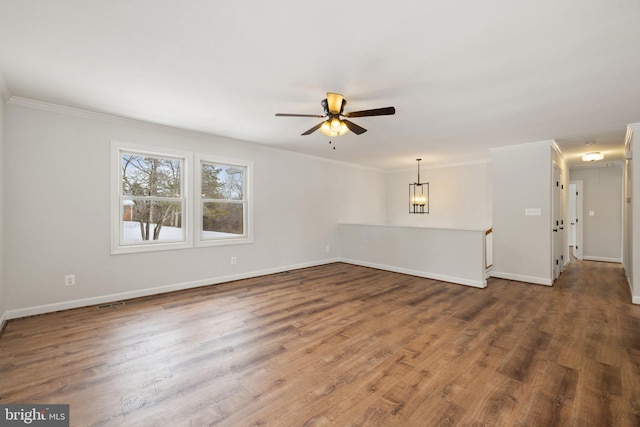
[1,260,640,426]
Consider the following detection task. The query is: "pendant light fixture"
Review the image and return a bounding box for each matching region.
[409,158,429,214]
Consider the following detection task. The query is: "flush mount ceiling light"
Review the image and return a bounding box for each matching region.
[582,152,604,162]
[409,158,429,214]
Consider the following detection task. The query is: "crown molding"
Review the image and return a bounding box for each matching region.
[388,158,491,174]
[489,139,556,153]
[6,96,384,173]
[627,122,640,137]
[625,123,640,153]
[7,96,202,136]
[0,70,11,102]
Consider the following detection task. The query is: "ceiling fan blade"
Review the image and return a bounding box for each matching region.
[301,122,324,135]
[276,113,325,118]
[342,119,367,135]
[344,106,396,118]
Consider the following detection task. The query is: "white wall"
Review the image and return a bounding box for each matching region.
[0,94,6,326]
[4,100,386,317]
[625,123,640,304]
[490,140,559,285]
[570,164,623,262]
[623,129,632,290]
[385,160,492,230]
[339,224,488,288]
[341,155,492,290]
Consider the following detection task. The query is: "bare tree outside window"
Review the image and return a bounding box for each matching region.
[113,143,251,253]
[121,153,185,243]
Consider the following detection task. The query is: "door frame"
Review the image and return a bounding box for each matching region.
[570,179,583,260]
[552,164,564,280]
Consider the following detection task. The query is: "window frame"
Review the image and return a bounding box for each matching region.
[195,154,253,247]
[111,141,193,254]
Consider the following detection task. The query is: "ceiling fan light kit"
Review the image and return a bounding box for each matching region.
[276,92,396,139]
[320,118,349,137]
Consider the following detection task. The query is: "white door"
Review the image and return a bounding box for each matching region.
[569,183,576,246]
[552,164,564,280]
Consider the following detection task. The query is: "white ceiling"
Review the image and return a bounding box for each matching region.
[1,0,639,170]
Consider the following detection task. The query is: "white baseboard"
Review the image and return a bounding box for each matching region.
[0,310,7,333]
[339,258,487,289]
[6,258,340,320]
[490,271,553,286]
[582,256,622,263]
[628,274,640,305]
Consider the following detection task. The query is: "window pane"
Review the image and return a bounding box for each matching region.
[122,154,182,198]
[201,163,244,200]
[202,202,244,238]
[122,200,184,242]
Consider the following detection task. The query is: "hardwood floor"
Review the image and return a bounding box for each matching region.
[1,260,639,426]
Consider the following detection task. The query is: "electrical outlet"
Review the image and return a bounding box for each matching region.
[231,257,237,265]
[325,245,330,253]
[64,274,76,286]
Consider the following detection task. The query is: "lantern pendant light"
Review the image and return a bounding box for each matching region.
[409,158,429,214]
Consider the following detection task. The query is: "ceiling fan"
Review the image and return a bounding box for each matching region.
[276,92,395,137]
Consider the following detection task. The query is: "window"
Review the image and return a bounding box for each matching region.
[111,142,252,254]
[196,155,252,246]
[111,142,192,254]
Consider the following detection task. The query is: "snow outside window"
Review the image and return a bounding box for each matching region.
[111,142,192,254]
